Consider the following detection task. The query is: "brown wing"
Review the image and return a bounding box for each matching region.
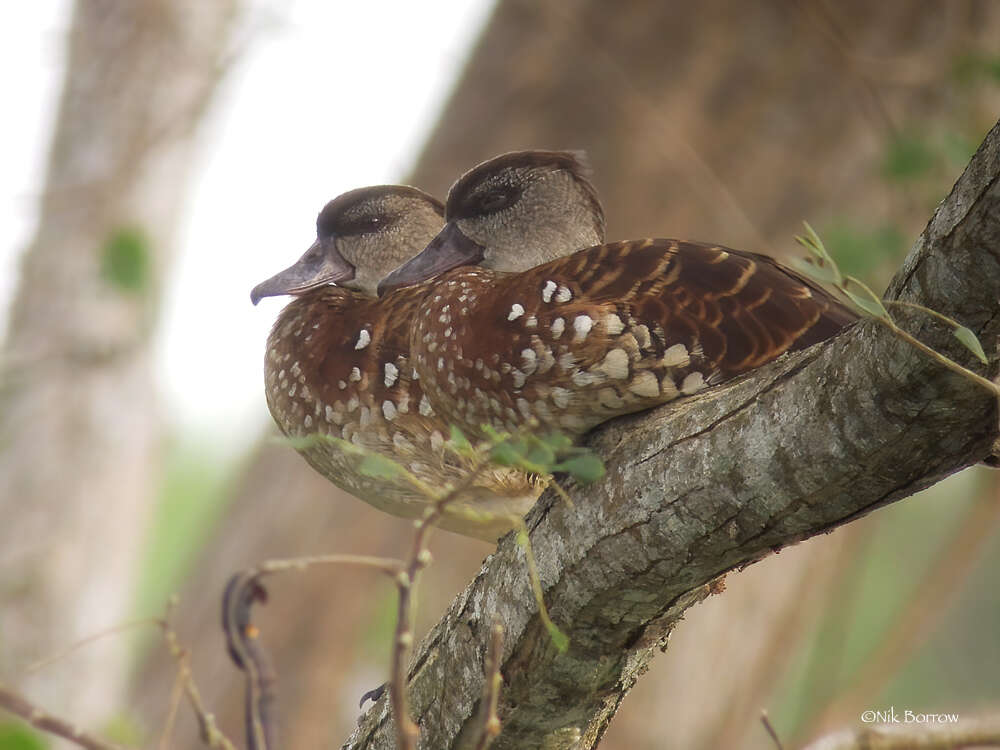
[424,240,856,436]
[485,238,855,377]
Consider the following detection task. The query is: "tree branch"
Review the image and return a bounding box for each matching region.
[343,118,1000,749]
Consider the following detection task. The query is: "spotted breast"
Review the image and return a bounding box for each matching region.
[252,185,545,541]
[380,151,858,439]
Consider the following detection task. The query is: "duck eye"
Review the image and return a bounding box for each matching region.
[478,189,513,213]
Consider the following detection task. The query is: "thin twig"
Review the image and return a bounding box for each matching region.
[873,316,1000,397]
[159,652,187,750]
[761,710,785,750]
[0,683,127,750]
[389,454,497,750]
[801,714,1000,750]
[473,624,505,750]
[159,610,238,750]
[19,617,159,676]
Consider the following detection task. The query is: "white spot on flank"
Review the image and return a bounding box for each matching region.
[573,315,594,342]
[393,433,414,452]
[525,315,538,328]
[430,431,445,451]
[437,357,445,371]
[347,396,359,412]
[662,343,690,368]
[349,367,362,382]
[558,351,576,371]
[384,362,399,387]
[551,317,565,338]
[604,314,625,335]
[681,372,706,394]
[596,349,629,379]
[521,349,537,372]
[629,371,661,398]
[338,380,347,390]
[355,329,371,350]
[555,285,572,303]
[325,405,336,422]
[419,395,434,416]
[551,387,572,409]
[382,400,398,421]
[572,370,603,387]
[508,303,525,321]
[303,414,313,428]
[516,398,533,418]
[511,369,526,388]
[541,280,557,303]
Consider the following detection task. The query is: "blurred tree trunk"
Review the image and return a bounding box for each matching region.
[0,0,239,728]
[131,1,1000,748]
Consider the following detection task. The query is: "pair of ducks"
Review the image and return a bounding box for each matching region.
[252,151,856,541]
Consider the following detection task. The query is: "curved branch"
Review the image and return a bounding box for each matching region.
[344,118,1000,750]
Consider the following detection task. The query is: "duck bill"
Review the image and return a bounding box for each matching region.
[250,240,355,305]
[377,222,484,297]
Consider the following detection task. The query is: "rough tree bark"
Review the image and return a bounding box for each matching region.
[342,119,1000,749]
[0,0,239,723]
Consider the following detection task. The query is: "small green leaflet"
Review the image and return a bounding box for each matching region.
[358,453,406,480]
[954,325,988,364]
[555,454,606,484]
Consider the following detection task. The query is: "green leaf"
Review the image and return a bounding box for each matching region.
[523,437,556,470]
[515,529,570,653]
[480,424,508,444]
[544,619,570,652]
[358,453,406,480]
[954,325,988,364]
[843,288,889,319]
[447,425,474,456]
[791,256,842,285]
[490,441,521,467]
[555,454,606,484]
[100,226,151,293]
[843,278,889,319]
[538,432,573,452]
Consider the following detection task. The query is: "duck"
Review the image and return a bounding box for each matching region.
[379,151,859,440]
[251,185,551,541]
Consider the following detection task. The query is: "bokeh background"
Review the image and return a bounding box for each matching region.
[2,1,1000,748]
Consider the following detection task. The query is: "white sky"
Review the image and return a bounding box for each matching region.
[2,0,495,453]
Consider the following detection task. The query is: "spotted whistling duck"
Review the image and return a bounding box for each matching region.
[379,151,858,439]
[252,185,548,541]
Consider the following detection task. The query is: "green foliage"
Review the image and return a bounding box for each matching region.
[795,223,996,396]
[822,223,906,276]
[516,528,569,653]
[100,226,151,293]
[133,439,233,630]
[102,713,144,746]
[953,325,988,364]
[0,724,46,750]
[952,51,1000,85]
[358,452,407,480]
[447,424,475,458]
[881,133,936,183]
[477,426,605,484]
